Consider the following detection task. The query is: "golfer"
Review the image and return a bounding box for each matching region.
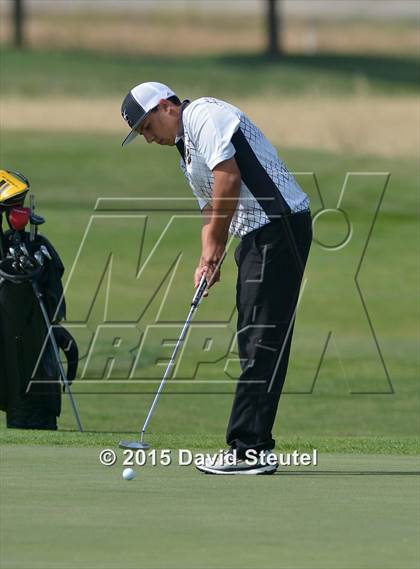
[121,82,312,475]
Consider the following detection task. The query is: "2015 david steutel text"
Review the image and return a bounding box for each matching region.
[121,449,318,467]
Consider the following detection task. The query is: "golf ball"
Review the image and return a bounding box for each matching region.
[122,468,136,481]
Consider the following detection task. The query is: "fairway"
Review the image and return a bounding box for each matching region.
[1,445,419,569]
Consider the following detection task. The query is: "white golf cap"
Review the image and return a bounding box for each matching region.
[121,82,177,146]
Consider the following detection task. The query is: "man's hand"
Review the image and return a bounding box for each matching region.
[201,235,225,282]
[194,236,223,296]
[194,265,220,297]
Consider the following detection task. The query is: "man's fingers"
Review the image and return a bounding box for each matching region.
[195,257,223,291]
[194,265,208,288]
[207,269,221,289]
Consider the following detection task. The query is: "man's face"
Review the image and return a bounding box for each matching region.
[136,100,179,146]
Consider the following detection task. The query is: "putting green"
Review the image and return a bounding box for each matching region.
[1,445,419,569]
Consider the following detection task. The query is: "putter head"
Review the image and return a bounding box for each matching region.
[118,440,150,450]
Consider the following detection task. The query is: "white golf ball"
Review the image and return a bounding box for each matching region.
[122,468,136,481]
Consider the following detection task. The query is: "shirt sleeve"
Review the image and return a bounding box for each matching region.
[186,101,240,170]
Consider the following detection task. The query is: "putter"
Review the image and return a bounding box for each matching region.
[119,272,211,451]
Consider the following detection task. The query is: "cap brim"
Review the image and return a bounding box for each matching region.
[121,128,139,147]
[121,109,153,147]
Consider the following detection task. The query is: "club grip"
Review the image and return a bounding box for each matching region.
[191,274,207,307]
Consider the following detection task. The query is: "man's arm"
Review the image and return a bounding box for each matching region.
[194,156,241,289]
[194,204,214,291]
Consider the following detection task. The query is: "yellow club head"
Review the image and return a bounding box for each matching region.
[0,169,30,208]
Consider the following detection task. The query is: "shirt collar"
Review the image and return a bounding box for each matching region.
[175,99,191,142]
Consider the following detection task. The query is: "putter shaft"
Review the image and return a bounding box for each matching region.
[139,275,207,439]
[119,274,209,451]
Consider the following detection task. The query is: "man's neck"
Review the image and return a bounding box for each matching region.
[175,99,191,141]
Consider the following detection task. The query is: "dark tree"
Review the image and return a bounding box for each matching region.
[266,0,282,57]
[13,0,25,48]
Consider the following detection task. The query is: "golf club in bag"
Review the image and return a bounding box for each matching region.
[119,255,225,451]
[0,169,82,431]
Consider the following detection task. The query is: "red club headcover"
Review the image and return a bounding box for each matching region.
[8,206,30,230]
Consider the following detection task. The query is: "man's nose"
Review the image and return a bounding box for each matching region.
[144,132,154,144]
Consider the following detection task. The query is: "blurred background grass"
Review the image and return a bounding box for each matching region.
[0,0,418,442]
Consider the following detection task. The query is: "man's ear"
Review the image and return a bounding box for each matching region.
[159,99,169,111]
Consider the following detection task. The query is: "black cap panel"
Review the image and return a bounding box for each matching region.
[121,92,146,129]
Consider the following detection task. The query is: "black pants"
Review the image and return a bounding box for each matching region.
[226,211,312,457]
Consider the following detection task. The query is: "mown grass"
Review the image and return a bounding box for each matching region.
[1,48,419,99]
[1,428,419,455]
[1,445,419,569]
[0,130,418,441]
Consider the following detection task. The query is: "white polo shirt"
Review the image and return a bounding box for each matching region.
[177,97,309,238]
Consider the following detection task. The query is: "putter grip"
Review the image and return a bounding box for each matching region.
[191,275,207,307]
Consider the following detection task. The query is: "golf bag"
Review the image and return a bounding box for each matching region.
[0,230,78,430]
